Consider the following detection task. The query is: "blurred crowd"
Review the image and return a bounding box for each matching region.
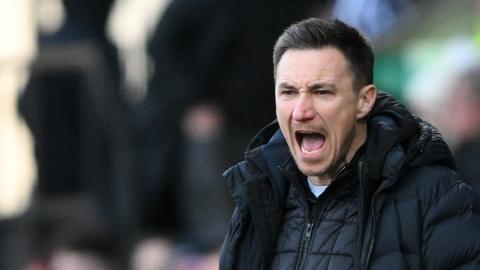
[0,0,480,269]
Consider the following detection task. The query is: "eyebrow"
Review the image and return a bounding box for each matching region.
[276,82,297,91]
[307,82,336,90]
[277,82,297,91]
[276,81,337,92]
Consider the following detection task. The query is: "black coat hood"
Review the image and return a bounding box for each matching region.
[362,92,455,194]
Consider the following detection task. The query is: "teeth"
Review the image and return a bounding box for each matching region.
[301,147,321,154]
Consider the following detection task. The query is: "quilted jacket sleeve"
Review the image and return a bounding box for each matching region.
[421,167,480,269]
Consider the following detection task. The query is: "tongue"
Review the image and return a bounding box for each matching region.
[301,134,325,152]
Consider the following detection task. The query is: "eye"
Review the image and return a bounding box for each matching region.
[313,89,331,95]
[279,89,297,96]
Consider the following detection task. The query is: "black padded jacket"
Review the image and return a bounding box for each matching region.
[219,92,480,270]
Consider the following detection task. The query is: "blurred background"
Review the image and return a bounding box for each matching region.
[1,0,480,269]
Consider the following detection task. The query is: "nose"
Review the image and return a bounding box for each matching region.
[292,94,315,122]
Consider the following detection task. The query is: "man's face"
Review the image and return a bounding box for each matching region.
[275,48,369,183]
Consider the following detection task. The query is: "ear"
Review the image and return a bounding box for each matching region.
[356,84,376,120]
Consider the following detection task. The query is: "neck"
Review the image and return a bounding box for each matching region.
[308,176,331,186]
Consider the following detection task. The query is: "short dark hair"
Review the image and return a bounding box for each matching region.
[273,18,374,90]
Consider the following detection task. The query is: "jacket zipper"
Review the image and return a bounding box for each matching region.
[364,199,377,269]
[358,158,379,270]
[295,189,332,270]
[358,160,379,270]
[295,211,313,270]
[361,165,389,269]
[305,222,313,241]
[299,222,314,269]
[295,166,352,270]
[361,174,398,268]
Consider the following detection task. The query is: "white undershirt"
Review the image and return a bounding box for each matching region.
[307,178,328,198]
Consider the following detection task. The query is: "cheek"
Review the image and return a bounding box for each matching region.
[327,108,356,142]
[276,106,290,137]
[276,101,292,122]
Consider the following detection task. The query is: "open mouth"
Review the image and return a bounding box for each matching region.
[295,131,326,154]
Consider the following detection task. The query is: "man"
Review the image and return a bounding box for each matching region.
[220,18,480,270]
[448,65,480,192]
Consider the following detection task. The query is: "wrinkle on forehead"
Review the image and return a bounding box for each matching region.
[275,48,353,90]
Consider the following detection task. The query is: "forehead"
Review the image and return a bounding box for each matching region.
[275,48,352,86]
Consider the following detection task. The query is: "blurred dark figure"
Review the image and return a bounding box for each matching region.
[19,0,126,209]
[448,65,480,191]
[132,0,331,251]
[129,235,220,270]
[3,197,119,270]
[15,0,136,267]
[24,208,120,270]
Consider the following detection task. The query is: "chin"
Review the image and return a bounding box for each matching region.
[297,163,327,177]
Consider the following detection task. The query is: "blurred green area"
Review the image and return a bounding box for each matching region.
[373,0,480,102]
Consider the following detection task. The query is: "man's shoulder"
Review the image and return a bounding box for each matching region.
[397,164,475,205]
[224,122,290,184]
[222,126,291,208]
[401,164,459,184]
